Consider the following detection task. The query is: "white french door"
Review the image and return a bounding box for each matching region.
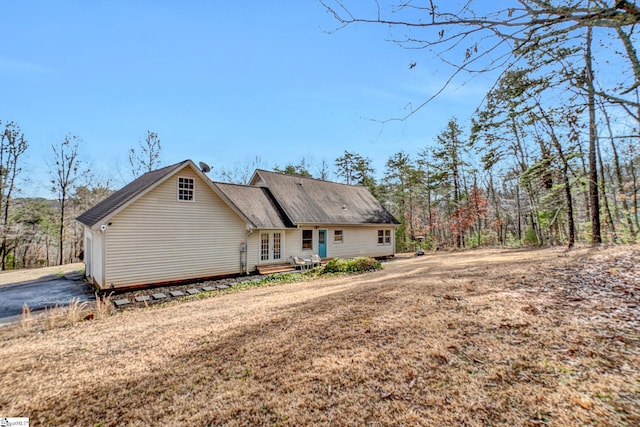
[260,232,283,262]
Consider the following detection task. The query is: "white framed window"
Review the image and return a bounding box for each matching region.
[302,229,313,250]
[334,230,343,243]
[378,229,391,245]
[178,177,194,201]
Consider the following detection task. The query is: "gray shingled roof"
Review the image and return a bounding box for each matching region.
[214,182,294,229]
[251,170,399,225]
[77,161,398,230]
[76,160,190,227]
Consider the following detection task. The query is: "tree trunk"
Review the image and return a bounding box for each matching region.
[516,183,522,242]
[58,195,65,266]
[629,155,640,233]
[488,174,503,245]
[585,25,602,244]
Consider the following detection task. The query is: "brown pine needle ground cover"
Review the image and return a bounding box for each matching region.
[0,246,638,426]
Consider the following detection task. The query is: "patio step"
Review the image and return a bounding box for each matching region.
[256,263,296,275]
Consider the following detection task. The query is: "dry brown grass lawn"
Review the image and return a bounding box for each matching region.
[0,246,638,426]
[0,262,84,286]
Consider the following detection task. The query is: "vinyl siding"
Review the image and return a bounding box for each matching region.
[246,231,260,271]
[85,229,104,287]
[325,226,395,258]
[285,226,395,259]
[103,168,248,288]
[284,229,303,259]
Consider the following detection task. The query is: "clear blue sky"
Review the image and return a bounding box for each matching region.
[1,1,496,197]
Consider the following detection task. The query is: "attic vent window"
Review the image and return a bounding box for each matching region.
[178,177,194,201]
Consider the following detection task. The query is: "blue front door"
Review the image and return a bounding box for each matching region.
[318,229,327,258]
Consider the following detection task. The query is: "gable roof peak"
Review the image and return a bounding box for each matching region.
[76,159,194,228]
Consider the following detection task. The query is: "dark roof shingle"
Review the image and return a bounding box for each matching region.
[77,161,398,230]
[252,170,399,225]
[214,182,294,229]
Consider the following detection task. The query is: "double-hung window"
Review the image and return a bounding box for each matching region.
[334,230,344,243]
[302,229,313,250]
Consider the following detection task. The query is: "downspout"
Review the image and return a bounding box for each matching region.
[245,228,253,275]
[100,225,107,289]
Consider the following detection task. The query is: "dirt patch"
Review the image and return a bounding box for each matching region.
[0,246,638,426]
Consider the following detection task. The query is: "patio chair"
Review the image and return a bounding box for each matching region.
[310,254,322,267]
[291,256,308,270]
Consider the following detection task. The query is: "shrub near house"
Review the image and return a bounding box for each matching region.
[323,257,382,274]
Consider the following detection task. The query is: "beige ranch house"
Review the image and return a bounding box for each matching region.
[76,159,399,290]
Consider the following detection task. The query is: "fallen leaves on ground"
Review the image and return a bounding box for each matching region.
[0,246,638,426]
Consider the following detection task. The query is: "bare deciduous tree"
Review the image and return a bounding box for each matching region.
[129,130,162,178]
[215,156,262,184]
[50,135,85,265]
[322,1,639,110]
[0,121,28,269]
